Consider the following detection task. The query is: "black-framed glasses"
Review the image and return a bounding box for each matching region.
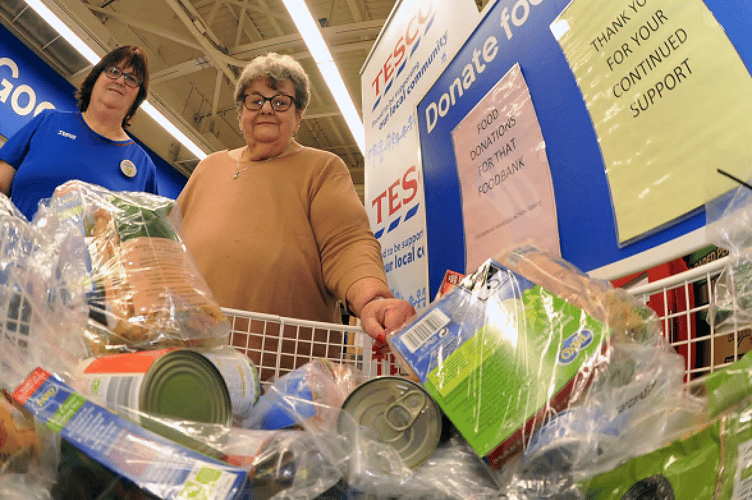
[240,93,295,112]
[103,65,142,88]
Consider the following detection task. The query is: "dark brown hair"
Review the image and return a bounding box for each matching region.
[76,46,149,129]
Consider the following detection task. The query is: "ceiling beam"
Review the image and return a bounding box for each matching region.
[194,0,289,21]
[161,0,238,84]
[150,25,376,84]
[344,0,366,22]
[151,56,214,83]
[84,5,203,50]
[325,114,357,167]
[231,0,264,44]
[228,20,383,58]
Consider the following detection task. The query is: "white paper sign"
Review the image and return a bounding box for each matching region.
[451,64,560,272]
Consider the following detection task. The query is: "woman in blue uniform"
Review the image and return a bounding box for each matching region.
[0,45,159,220]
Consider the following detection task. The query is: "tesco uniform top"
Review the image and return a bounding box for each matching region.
[0,109,160,220]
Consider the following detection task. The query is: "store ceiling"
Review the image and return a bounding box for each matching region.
[0,0,487,199]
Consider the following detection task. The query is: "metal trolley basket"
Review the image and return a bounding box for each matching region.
[225,255,745,384]
[624,255,742,381]
[224,307,400,381]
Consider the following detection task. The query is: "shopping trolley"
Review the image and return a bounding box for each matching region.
[622,255,750,381]
[224,307,402,381]
[226,255,745,383]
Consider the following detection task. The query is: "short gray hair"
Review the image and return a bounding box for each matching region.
[234,52,310,113]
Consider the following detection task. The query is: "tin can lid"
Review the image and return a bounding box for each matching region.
[338,376,443,469]
[140,349,233,426]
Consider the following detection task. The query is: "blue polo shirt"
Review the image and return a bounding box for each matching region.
[0,109,159,220]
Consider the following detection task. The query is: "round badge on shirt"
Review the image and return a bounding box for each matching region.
[120,159,137,178]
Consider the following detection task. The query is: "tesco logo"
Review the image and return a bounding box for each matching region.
[370,3,435,106]
[371,165,420,239]
[372,165,419,225]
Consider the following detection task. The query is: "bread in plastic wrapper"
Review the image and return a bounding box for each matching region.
[35,180,229,352]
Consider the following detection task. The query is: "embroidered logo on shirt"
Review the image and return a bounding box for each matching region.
[57,130,76,140]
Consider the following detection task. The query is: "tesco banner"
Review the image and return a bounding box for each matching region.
[361,0,478,310]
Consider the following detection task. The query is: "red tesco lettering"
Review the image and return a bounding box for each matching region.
[370,3,434,97]
[371,165,420,224]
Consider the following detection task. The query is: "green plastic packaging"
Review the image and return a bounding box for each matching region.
[581,353,752,500]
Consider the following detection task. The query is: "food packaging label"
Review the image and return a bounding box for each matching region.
[390,259,611,469]
[12,367,249,500]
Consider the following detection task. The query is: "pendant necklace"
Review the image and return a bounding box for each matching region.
[233,148,251,179]
[234,141,292,179]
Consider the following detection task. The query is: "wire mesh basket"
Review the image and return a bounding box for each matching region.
[226,254,744,383]
[623,255,748,381]
[224,307,402,381]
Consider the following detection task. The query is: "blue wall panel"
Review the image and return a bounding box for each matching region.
[418,0,752,297]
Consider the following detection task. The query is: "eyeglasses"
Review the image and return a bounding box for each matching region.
[240,93,295,112]
[103,66,142,88]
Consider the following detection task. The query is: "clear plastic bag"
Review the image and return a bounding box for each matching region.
[705,179,752,330]
[244,359,366,431]
[387,243,696,486]
[0,184,235,498]
[0,192,89,391]
[570,352,752,500]
[34,180,230,353]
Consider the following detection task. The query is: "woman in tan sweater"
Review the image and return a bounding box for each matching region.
[178,52,414,372]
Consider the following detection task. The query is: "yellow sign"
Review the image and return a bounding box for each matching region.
[553,0,752,244]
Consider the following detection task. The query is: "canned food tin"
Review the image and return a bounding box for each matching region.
[199,346,260,424]
[338,376,444,469]
[223,429,338,500]
[246,359,363,430]
[520,407,624,476]
[74,348,232,426]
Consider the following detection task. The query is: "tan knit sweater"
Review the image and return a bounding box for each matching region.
[177,141,387,325]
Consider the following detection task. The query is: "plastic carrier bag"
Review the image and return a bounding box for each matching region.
[705,174,752,330]
[387,243,699,486]
[34,180,229,353]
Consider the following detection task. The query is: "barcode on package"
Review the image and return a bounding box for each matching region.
[400,309,451,353]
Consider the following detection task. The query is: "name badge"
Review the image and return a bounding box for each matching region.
[120,159,137,178]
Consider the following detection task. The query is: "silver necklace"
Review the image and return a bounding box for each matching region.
[234,141,293,178]
[233,148,251,179]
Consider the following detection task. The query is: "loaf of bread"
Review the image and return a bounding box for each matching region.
[46,181,228,350]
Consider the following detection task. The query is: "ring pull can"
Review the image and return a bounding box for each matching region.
[338,376,444,469]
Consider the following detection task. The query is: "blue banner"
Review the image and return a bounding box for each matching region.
[417,0,752,296]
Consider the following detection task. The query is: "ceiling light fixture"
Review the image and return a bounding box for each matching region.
[280,0,365,154]
[23,0,208,161]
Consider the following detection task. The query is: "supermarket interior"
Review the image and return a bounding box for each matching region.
[2,0,752,498]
